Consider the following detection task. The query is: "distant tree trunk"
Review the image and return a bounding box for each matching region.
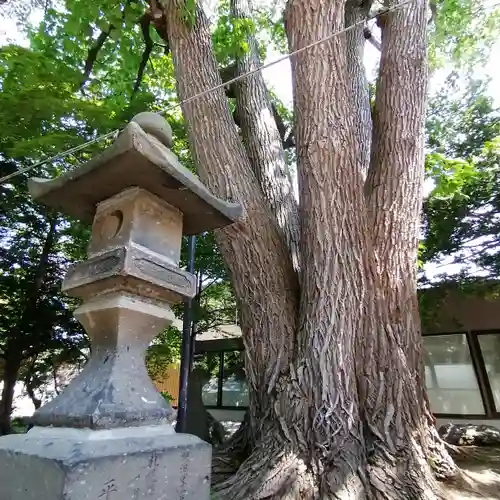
[0,353,21,435]
[24,357,43,410]
[0,215,57,435]
[151,0,458,498]
[26,388,42,410]
[52,366,61,396]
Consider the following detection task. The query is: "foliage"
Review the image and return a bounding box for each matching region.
[161,391,175,402]
[0,26,157,432]
[422,77,500,281]
[429,0,500,69]
[0,180,90,432]
[146,326,182,381]
[0,1,241,431]
[212,1,257,63]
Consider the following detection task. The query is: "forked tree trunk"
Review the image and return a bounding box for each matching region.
[152,0,457,498]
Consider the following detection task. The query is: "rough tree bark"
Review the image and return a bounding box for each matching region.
[213,0,301,475]
[151,0,457,498]
[230,0,300,273]
[362,2,457,491]
[345,0,373,175]
[153,3,303,496]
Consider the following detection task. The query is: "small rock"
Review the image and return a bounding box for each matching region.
[438,423,500,447]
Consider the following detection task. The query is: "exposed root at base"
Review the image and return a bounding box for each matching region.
[211,421,463,500]
[212,413,253,486]
[212,444,316,500]
[367,440,441,500]
[425,421,460,481]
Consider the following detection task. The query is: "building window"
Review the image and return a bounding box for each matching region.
[195,330,500,418]
[477,333,500,412]
[423,333,484,415]
[221,351,248,407]
[195,350,247,409]
[194,352,220,407]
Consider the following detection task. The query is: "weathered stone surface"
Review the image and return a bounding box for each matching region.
[131,112,173,148]
[0,426,211,500]
[28,121,243,235]
[62,244,197,304]
[438,423,500,447]
[89,187,183,264]
[30,293,176,429]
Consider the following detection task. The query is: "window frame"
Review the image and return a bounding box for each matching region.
[469,330,500,418]
[195,347,248,411]
[423,329,500,419]
[195,331,500,418]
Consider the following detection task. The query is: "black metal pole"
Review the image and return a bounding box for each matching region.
[188,270,203,374]
[176,235,196,433]
[188,322,196,374]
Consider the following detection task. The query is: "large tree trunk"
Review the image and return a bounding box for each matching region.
[152,0,457,498]
[284,0,368,496]
[361,0,457,489]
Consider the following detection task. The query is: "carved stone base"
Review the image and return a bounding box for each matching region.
[31,293,175,429]
[0,426,211,500]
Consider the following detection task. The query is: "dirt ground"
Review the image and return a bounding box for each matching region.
[444,449,500,499]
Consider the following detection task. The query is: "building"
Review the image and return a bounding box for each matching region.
[158,283,500,428]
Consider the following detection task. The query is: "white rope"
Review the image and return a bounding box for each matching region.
[0,0,414,185]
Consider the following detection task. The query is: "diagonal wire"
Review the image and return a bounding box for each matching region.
[0,0,414,185]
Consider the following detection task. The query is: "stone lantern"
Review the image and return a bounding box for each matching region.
[0,113,243,500]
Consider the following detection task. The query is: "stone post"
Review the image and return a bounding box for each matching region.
[0,113,242,500]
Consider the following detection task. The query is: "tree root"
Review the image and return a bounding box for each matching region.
[425,423,460,481]
[212,435,459,500]
[212,412,253,486]
[211,411,460,499]
[212,442,316,500]
[366,438,442,500]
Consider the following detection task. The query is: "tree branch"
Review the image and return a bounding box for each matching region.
[230,0,300,273]
[132,13,155,97]
[363,26,381,51]
[271,103,295,149]
[365,0,429,366]
[158,0,298,417]
[219,64,237,99]
[80,26,114,90]
[345,0,373,175]
[220,64,295,150]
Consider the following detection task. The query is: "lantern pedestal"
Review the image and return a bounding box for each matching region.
[0,426,210,500]
[0,113,242,500]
